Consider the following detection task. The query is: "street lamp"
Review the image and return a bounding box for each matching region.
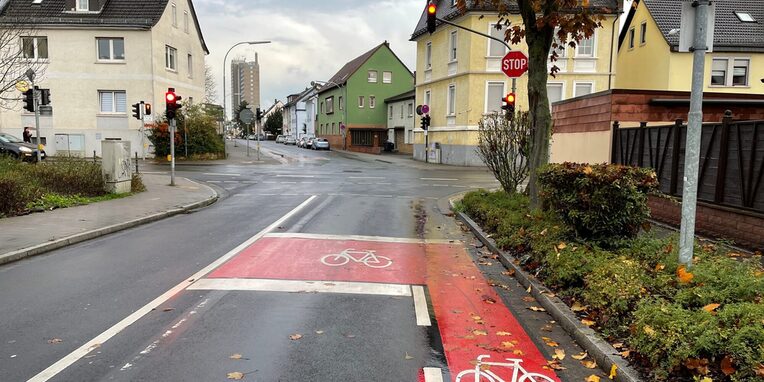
[222,40,271,138]
[312,79,347,150]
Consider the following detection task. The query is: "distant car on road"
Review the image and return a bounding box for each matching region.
[305,137,316,149]
[312,138,330,150]
[275,135,285,143]
[0,133,46,162]
[297,137,307,148]
[285,136,297,145]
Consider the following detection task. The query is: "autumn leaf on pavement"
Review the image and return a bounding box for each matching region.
[229,354,243,360]
[405,352,414,360]
[581,319,596,327]
[47,338,63,344]
[677,265,694,284]
[315,330,325,335]
[541,337,559,347]
[522,296,536,303]
[546,360,566,370]
[528,306,546,312]
[501,341,515,349]
[289,334,303,340]
[721,356,736,376]
[609,364,618,379]
[227,372,244,380]
[496,331,512,336]
[572,352,588,360]
[581,359,597,369]
[552,348,565,360]
[473,330,488,336]
[571,301,587,312]
[585,376,601,382]
[482,295,497,304]
[513,349,525,356]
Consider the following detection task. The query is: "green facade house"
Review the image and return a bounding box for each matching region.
[316,41,414,154]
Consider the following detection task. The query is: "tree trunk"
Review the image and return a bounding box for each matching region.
[523,24,554,209]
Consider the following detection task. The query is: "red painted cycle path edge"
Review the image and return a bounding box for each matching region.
[203,236,558,381]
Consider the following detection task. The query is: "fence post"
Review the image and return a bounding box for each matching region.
[669,119,683,196]
[638,121,647,167]
[611,121,620,164]
[714,110,732,203]
[135,152,139,174]
[93,150,97,163]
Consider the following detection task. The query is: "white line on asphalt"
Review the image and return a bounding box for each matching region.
[28,196,318,382]
[375,182,392,185]
[348,176,385,179]
[421,178,458,181]
[423,368,444,382]
[141,171,168,175]
[280,181,297,184]
[432,184,450,187]
[263,181,277,184]
[203,173,241,177]
[276,174,315,178]
[188,278,412,297]
[412,286,432,326]
[264,232,455,244]
[300,182,316,184]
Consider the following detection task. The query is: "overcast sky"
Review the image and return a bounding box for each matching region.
[194,0,423,114]
[194,0,634,114]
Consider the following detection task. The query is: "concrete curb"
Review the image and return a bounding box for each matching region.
[455,209,643,382]
[0,180,218,267]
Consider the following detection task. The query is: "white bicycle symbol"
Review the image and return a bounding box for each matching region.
[455,355,555,382]
[320,249,393,269]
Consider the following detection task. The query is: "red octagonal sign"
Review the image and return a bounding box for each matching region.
[502,51,529,78]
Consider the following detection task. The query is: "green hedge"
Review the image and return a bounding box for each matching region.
[538,163,658,247]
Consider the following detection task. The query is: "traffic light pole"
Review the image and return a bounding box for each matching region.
[32,84,42,163]
[170,118,176,186]
[435,17,517,94]
[256,120,261,161]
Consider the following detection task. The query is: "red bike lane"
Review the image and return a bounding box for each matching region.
[193,233,559,382]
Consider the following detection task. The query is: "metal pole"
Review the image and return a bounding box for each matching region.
[170,118,176,186]
[32,86,42,163]
[425,130,429,163]
[679,0,710,268]
[246,121,250,157]
[257,119,261,161]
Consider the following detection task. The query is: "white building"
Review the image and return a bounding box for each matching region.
[384,90,415,154]
[0,0,208,157]
[283,86,318,139]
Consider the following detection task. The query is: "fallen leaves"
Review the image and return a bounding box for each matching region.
[315,330,325,335]
[585,376,600,382]
[482,295,497,304]
[289,334,303,340]
[496,331,512,336]
[404,352,414,360]
[702,303,721,314]
[227,372,244,380]
[541,337,559,347]
[472,330,488,336]
[685,358,710,375]
[501,341,515,349]
[522,296,536,303]
[528,306,546,312]
[557,242,568,250]
[581,359,598,369]
[546,360,566,370]
[721,355,736,376]
[501,269,516,277]
[677,265,695,284]
[571,301,588,312]
[609,364,618,379]
[47,338,63,344]
[581,319,596,327]
[643,325,656,337]
[552,348,565,360]
[229,354,242,360]
[512,349,525,356]
[755,363,764,377]
[572,352,588,360]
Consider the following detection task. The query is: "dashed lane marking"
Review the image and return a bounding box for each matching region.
[264,232,455,245]
[423,368,444,382]
[188,278,412,297]
[421,177,458,181]
[203,173,241,177]
[412,286,432,326]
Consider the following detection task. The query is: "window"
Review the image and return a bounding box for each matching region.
[735,12,756,22]
[547,83,564,105]
[408,103,414,117]
[576,35,595,57]
[352,130,374,146]
[165,45,177,70]
[184,11,189,33]
[369,96,376,109]
[574,82,594,97]
[358,96,365,108]
[424,90,431,108]
[449,31,458,61]
[383,71,392,84]
[447,84,456,116]
[485,82,505,113]
[99,91,127,114]
[21,36,48,59]
[172,3,177,27]
[332,123,336,135]
[339,96,343,110]
[320,102,324,114]
[628,28,635,49]
[77,0,88,11]
[640,22,647,45]
[389,105,394,119]
[425,42,432,69]
[488,24,507,57]
[326,96,334,114]
[711,58,750,87]
[187,54,193,77]
[368,70,378,83]
[400,104,404,118]
[97,38,124,61]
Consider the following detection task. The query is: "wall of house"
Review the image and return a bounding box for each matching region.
[615,1,672,90]
[316,86,345,137]
[386,97,415,153]
[413,12,620,166]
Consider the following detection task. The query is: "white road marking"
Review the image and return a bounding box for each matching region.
[189,278,412,297]
[412,286,432,326]
[280,181,297,184]
[207,180,221,183]
[263,181,277,184]
[348,176,385,179]
[421,178,458,181]
[423,367,444,382]
[28,196,318,382]
[276,174,315,178]
[203,173,240,177]
[265,232,455,244]
[376,182,392,185]
[432,184,450,187]
[141,171,168,175]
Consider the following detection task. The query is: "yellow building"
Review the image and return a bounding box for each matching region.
[410,0,622,166]
[616,0,764,94]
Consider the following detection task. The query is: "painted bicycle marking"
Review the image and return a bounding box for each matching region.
[455,355,555,382]
[320,249,393,269]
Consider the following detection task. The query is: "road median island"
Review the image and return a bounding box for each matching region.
[453,188,764,382]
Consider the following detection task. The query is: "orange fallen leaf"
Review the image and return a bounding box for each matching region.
[582,360,597,369]
[546,360,566,370]
[677,265,694,284]
[581,319,596,327]
[513,349,525,356]
[702,303,721,314]
[583,166,593,175]
[585,376,600,382]
[496,331,512,336]
[620,350,631,358]
[528,306,546,312]
[227,372,244,380]
[571,301,587,312]
[501,341,515,349]
[721,355,736,376]
[685,358,710,375]
[289,334,303,340]
[553,348,565,360]
[522,296,536,303]
[473,330,488,336]
[609,364,618,379]
[229,354,243,360]
[557,242,567,250]
[572,352,588,360]
[655,263,666,271]
[482,295,497,304]
[643,325,656,336]
[541,337,559,347]
[755,363,764,376]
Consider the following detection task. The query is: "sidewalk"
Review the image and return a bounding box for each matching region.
[0,174,217,266]
[332,148,482,170]
[148,140,283,167]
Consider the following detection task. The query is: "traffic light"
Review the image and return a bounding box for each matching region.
[502,92,516,115]
[165,88,182,120]
[420,114,431,130]
[23,89,35,112]
[132,102,142,120]
[426,1,437,34]
[256,107,262,122]
[40,89,50,106]
[144,103,152,116]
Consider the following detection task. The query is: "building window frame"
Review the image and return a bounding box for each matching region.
[425,42,432,69]
[575,31,596,57]
[484,81,506,114]
[96,37,125,62]
[368,70,378,83]
[389,105,394,119]
[573,81,595,97]
[98,90,127,114]
[546,81,566,109]
[487,23,507,57]
[447,84,456,116]
[449,31,458,62]
[77,0,88,11]
[383,71,392,84]
[369,96,376,109]
[187,54,193,78]
[326,96,334,114]
[408,103,414,117]
[424,90,431,109]
[184,11,189,33]
[628,27,635,49]
[351,130,374,147]
[338,96,343,110]
[358,96,365,108]
[172,3,177,27]
[639,22,647,45]
[710,57,750,87]
[165,45,177,71]
[21,36,48,60]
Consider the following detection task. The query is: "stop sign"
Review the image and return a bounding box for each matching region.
[502,51,529,78]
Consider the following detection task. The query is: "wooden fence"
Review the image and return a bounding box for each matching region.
[611,114,764,214]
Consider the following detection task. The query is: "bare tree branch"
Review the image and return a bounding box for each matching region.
[476,112,531,193]
[0,16,48,110]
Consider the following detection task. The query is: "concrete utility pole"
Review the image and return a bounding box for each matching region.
[679,0,711,267]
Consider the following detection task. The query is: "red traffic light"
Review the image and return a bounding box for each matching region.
[166,92,176,103]
[505,93,516,104]
[428,3,436,14]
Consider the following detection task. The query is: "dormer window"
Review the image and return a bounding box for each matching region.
[734,12,756,23]
[77,0,88,11]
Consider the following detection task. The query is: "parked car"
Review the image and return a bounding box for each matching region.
[297,137,307,148]
[0,133,46,162]
[305,137,316,149]
[312,138,330,150]
[285,136,297,145]
[275,135,285,143]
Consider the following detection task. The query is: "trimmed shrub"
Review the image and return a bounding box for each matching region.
[148,103,224,158]
[0,172,40,216]
[29,159,105,197]
[538,163,658,247]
